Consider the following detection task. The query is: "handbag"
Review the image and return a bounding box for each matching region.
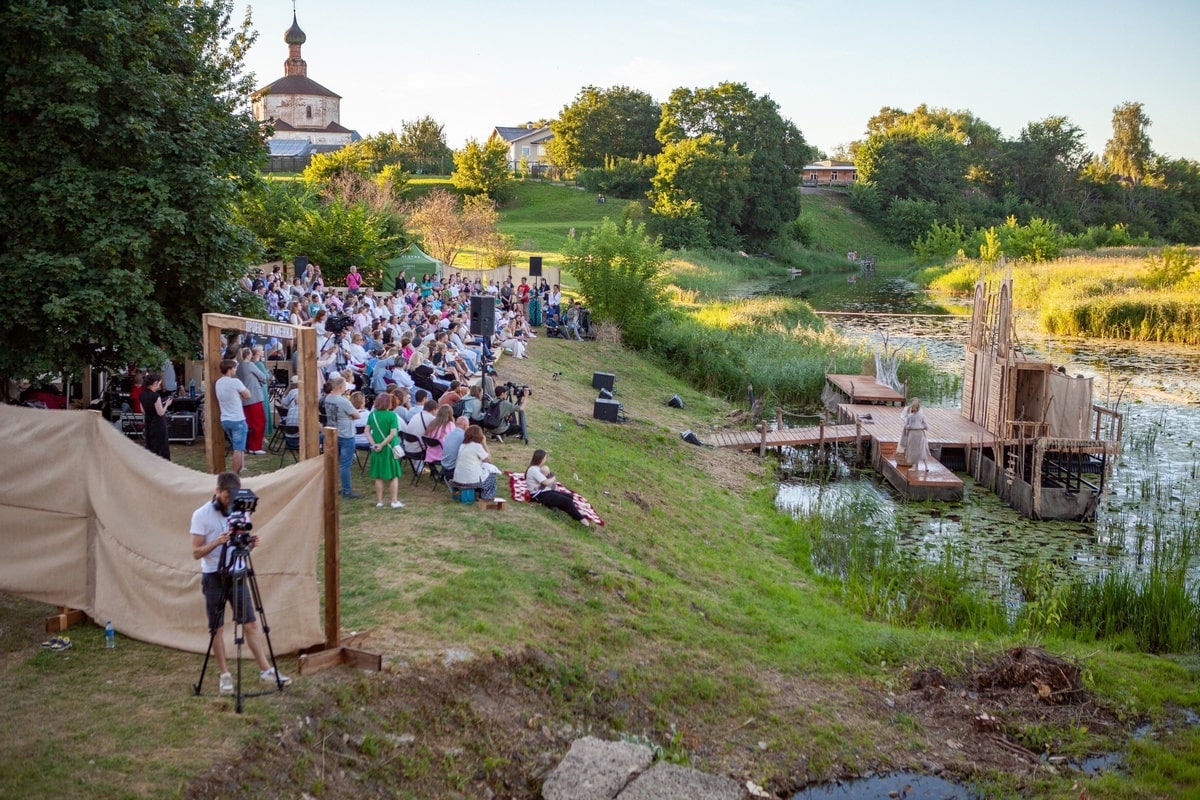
[370,413,403,460]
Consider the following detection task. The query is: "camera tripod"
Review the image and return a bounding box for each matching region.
[192,543,286,713]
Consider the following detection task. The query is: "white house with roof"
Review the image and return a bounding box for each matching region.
[489,126,554,176]
[251,12,356,170]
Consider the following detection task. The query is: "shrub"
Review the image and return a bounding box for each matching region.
[1142,244,1197,289]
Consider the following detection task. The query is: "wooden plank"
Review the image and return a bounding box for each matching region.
[825,374,906,404]
[297,647,345,675]
[342,647,383,672]
[44,607,87,633]
[323,426,340,649]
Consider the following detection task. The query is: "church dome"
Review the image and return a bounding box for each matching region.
[284,13,306,45]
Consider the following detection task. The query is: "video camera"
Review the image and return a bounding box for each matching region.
[227,488,259,549]
[326,314,354,334]
[504,381,531,400]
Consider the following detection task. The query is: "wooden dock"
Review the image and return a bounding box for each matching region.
[707,423,863,451]
[825,374,906,404]
[711,398,1001,503]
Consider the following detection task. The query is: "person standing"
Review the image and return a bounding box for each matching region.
[366,393,404,508]
[525,449,589,526]
[251,345,274,439]
[190,472,290,694]
[142,371,173,460]
[236,348,268,455]
[323,374,363,498]
[901,398,931,472]
[346,265,363,296]
[215,359,251,474]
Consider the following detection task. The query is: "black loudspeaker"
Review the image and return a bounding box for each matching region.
[598,388,613,400]
[592,372,615,392]
[593,398,620,423]
[294,255,309,281]
[529,256,543,277]
[470,295,496,337]
[667,394,684,409]
[167,412,197,444]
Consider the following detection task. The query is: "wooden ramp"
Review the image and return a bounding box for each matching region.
[709,424,862,451]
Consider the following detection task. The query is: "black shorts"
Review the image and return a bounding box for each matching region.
[202,571,256,632]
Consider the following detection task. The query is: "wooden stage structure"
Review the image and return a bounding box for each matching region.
[711,276,1122,518]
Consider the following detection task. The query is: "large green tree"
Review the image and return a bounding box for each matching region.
[548,85,662,177]
[651,135,751,248]
[398,115,453,175]
[1103,101,1153,185]
[451,137,513,201]
[0,0,266,382]
[656,82,813,244]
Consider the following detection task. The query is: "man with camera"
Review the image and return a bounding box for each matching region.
[190,472,289,694]
[483,383,528,443]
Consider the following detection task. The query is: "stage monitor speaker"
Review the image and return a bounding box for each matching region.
[528,256,543,277]
[293,255,309,281]
[593,398,620,423]
[592,372,615,392]
[469,295,496,337]
[598,387,613,400]
[167,412,197,444]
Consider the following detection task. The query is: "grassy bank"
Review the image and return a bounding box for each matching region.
[4,337,1199,798]
[922,250,1200,345]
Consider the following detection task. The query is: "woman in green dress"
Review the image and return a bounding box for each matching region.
[367,393,405,509]
[251,345,274,437]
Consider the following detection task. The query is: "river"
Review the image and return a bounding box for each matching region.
[776,277,1200,588]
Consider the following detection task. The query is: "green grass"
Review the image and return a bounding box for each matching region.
[922,252,1200,344]
[3,337,1199,798]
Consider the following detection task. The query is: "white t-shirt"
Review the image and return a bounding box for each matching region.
[190,500,231,574]
[215,375,247,422]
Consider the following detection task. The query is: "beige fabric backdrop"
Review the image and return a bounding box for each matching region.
[0,405,325,655]
[1046,372,1094,440]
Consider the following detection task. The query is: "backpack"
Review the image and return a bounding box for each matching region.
[482,400,504,430]
[451,397,468,418]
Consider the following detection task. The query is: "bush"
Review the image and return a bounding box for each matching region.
[577,156,656,200]
[913,219,967,260]
[884,198,939,246]
[1142,244,1197,289]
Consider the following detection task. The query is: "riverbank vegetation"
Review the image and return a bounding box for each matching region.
[920,245,1200,344]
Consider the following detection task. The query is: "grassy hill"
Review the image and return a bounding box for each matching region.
[3,335,1197,798]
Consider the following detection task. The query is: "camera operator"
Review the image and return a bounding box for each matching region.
[190,472,290,694]
[483,383,528,442]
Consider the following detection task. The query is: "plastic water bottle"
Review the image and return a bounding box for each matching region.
[105,621,115,649]
[188,379,196,398]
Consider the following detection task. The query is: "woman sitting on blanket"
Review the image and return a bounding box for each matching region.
[452,425,498,500]
[525,450,589,526]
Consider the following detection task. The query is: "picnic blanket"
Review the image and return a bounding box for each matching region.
[505,471,606,526]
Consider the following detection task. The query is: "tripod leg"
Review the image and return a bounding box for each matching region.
[192,627,220,696]
[233,570,247,714]
[244,555,285,691]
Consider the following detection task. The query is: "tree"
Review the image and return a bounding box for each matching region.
[562,218,666,347]
[398,116,453,175]
[0,0,266,383]
[656,82,813,243]
[650,135,751,248]
[548,85,662,177]
[403,188,499,267]
[278,200,401,286]
[854,125,970,208]
[994,116,1089,218]
[451,137,513,201]
[1103,101,1153,185]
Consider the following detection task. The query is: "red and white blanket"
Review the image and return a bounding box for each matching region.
[504,471,606,526]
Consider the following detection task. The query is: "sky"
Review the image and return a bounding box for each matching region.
[233,0,1200,162]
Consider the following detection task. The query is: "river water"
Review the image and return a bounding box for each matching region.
[776,278,1200,588]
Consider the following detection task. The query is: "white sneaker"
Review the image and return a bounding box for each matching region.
[260,666,291,686]
[390,500,405,509]
[218,672,234,694]
[581,518,591,527]
[376,502,384,508]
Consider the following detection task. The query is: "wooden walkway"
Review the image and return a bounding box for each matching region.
[825,374,905,404]
[707,424,863,451]
[837,404,998,449]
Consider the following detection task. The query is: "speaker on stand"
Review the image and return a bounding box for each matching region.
[293,255,309,283]
[529,256,543,277]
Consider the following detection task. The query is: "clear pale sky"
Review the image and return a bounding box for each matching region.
[234,0,1200,162]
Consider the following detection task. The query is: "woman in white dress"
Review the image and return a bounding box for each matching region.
[901,398,931,471]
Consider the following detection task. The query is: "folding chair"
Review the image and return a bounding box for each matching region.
[356,441,373,473]
[277,425,300,467]
[421,436,447,491]
[399,432,425,485]
[267,404,289,453]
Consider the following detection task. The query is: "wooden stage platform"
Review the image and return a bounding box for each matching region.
[711,402,999,503]
[825,374,906,404]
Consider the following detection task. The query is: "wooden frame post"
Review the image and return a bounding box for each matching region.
[201,313,319,473]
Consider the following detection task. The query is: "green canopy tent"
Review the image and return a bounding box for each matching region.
[382,244,443,290]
